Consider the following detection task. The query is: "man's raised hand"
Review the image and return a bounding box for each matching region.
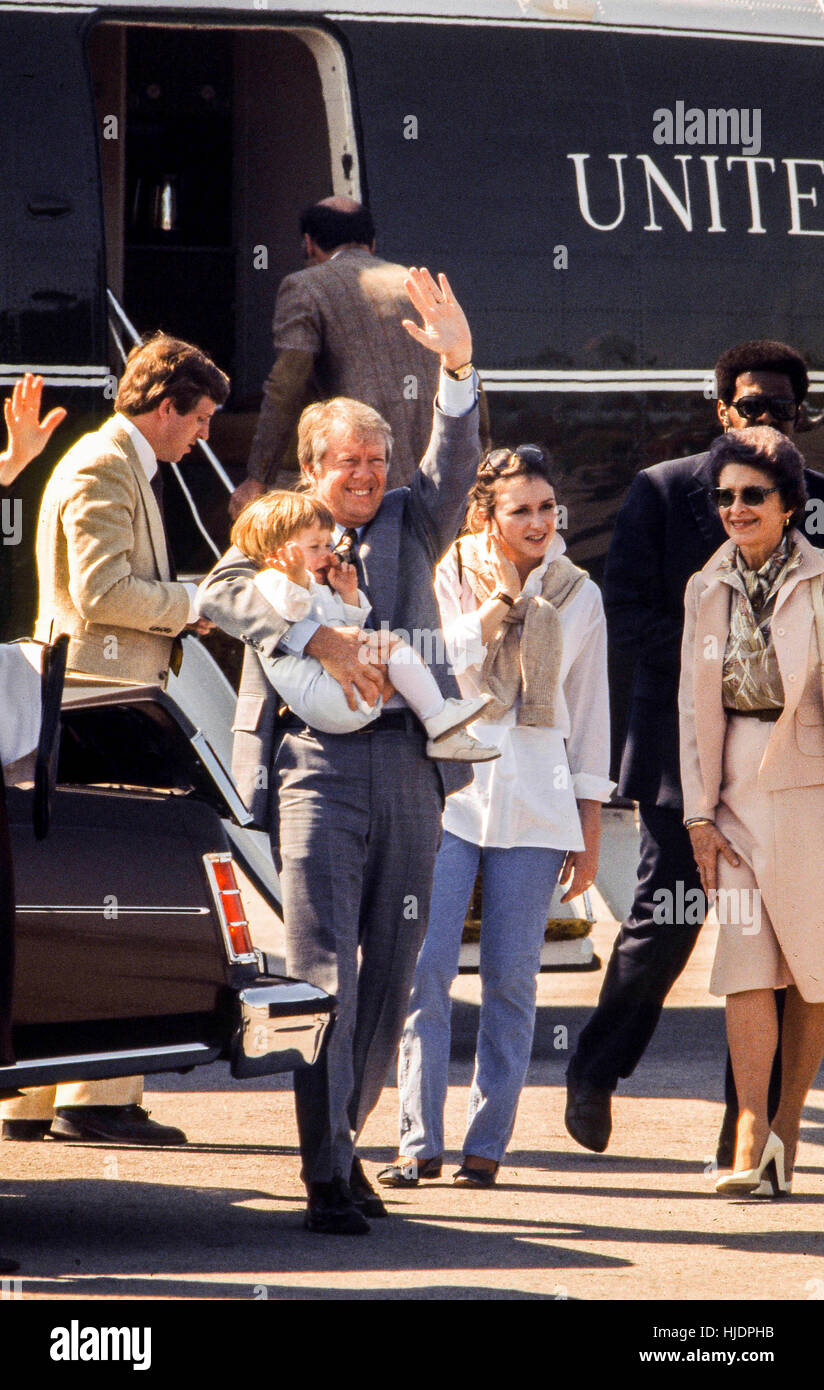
[402,268,472,372]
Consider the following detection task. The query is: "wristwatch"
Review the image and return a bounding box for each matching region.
[492,590,514,607]
[444,361,474,381]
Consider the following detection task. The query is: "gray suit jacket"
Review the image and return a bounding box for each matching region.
[247,248,440,488]
[200,401,481,830]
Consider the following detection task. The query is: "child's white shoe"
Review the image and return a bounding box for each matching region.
[423,695,492,742]
[426,727,501,762]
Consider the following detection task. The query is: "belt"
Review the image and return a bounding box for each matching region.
[280,709,423,736]
[726,706,783,723]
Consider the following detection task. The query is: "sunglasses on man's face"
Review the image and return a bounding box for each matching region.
[730,395,797,423]
[711,485,779,509]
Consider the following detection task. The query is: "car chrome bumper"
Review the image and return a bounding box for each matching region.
[230,976,335,1079]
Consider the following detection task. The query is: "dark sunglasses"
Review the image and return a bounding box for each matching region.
[711,485,779,509]
[731,395,797,423]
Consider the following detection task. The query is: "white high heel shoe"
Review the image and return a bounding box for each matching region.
[715,1130,787,1197]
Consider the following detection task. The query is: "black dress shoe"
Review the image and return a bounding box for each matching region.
[350,1156,388,1217]
[51,1105,187,1146]
[715,1105,737,1169]
[565,1064,612,1153]
[304,1173,370,1235]
[2,1119,52,1141]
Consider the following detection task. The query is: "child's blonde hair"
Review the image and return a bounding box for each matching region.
[230,490,335,566]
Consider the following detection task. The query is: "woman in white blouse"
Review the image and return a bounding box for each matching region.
[378,444,613,1188]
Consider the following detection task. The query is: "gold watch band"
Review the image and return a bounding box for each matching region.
[443,361,474,381]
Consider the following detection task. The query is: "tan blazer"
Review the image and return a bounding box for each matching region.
[679,529,824,821]
[34,417,192,685]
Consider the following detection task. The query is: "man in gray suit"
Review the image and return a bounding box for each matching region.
[200,267,480,1233]
[229,196,444,516]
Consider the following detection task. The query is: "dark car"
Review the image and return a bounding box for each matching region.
[1,650,334,1095]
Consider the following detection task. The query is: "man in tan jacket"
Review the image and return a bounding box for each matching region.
[1,334,230,1147]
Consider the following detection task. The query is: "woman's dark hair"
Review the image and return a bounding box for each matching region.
[708,426,808,527]
[465,444,556,532]
[714,339,808,406]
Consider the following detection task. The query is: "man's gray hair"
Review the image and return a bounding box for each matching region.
[297,397,393,477]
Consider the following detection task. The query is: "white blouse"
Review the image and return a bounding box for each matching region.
[435,532,614,851]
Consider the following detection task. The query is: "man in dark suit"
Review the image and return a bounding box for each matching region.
[229,197,443,516]
[201,267,481,1233]
[565,340,824,1157]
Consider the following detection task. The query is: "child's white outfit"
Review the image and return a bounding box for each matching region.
[252,569,496,757]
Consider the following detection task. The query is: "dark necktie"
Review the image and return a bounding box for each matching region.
[149,464,177,581]
[334,527,359,568]
[150,462,183,676]
[333,527,373,627]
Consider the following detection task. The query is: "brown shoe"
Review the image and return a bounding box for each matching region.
[452,1159,499,1188]
[377,1155,443,1187]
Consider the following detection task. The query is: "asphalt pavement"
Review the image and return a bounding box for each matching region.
[3,914,824,1304]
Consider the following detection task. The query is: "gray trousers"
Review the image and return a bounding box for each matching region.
[273,722,443,1184]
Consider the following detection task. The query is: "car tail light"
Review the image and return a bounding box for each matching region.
[203,853,257,963]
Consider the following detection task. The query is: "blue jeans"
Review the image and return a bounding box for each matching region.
[397,830,566,1164]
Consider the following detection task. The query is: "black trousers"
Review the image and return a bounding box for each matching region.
[572,801,782,1111]
[572,803,703,1090]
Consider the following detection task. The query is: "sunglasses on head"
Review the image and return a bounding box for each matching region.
[481,443,547,474]
[730,395,797,423]
[711,485,779,509]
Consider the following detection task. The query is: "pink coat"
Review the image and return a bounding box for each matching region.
[679,529,824,999]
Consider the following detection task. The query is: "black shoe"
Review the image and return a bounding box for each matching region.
[565,1064,612,1153]
[377,1155,443,1187]
[350,1156,388,1217]
[1,1120,52,1141]
[51,1105,187,1146]
[715,1105,737,1169]
[304,1173,370,1235]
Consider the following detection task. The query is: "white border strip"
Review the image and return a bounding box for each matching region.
[480,369,824,393]
[0,364,110,389]
[328,14,824,46]
[0,365,109,375]
[16,905,210,914]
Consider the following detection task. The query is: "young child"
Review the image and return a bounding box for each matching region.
[230,492,499,762]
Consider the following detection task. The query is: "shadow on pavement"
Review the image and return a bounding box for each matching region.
[0,1176,631,1299]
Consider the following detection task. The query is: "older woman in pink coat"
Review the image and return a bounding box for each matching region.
[680,426,824,1198]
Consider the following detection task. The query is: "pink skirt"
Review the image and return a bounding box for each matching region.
[711,713,824,1001]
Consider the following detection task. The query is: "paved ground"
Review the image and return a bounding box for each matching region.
[3,914,824,1303]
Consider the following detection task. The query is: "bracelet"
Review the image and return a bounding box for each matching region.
[684,817,714,829]
[492,590,515,607]
[443,361,474,381]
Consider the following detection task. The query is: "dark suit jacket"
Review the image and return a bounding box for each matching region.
[200,401,481,830]
[606,449,824,808]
